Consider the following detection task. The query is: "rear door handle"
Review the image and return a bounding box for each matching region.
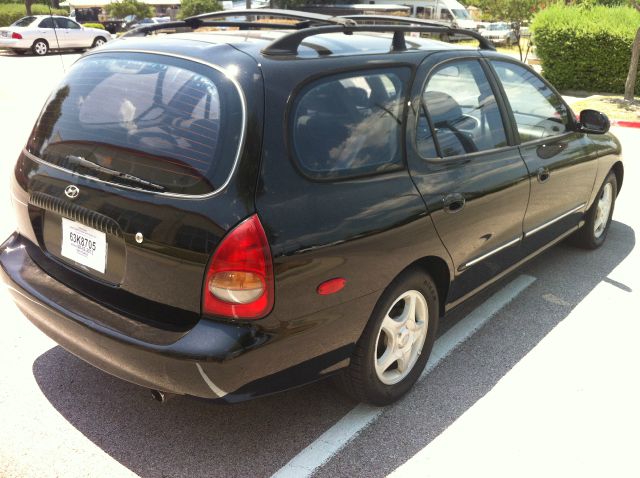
[537,167,550,183]
[443,193,465,213]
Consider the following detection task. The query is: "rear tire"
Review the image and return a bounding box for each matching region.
[31,39,48,56]
[339,269,439,405]
[570,171,617,249]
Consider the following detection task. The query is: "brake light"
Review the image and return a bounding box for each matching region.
[11,32,22,39]
[202,214,273,320]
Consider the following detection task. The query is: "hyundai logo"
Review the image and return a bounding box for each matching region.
[64,185,80,199]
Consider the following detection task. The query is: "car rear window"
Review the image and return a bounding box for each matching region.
[12,16,36,27]
[27,52,245,195]
[292,68,409,180]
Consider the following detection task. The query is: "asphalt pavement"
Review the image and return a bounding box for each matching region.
[0,51,638,478]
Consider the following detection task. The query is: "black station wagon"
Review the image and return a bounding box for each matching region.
[0,10,623,405]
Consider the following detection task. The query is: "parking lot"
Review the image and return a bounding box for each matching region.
[0,51,639,478]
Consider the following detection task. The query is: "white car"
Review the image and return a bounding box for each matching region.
[480,22,517,46]
[0,15,110,56]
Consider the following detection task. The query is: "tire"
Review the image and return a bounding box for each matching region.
[570,171,617,249]
[92,36,107,48]
[31,39,48,56]
[339,269,439,405]
[11,49,26,55]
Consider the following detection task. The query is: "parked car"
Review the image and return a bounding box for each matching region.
[127,16,171,31]
[0,15,110,55]
[480,21,517,46]
[0,10,622,406]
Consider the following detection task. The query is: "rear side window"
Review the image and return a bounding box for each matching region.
[27,53,244,195]
[292,68,409,180]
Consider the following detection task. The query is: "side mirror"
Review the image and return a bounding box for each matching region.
[578,109,610,134]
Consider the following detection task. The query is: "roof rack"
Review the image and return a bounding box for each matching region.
[119,8,495,54]
[340,14,495,51]
[262,23,495,56]
[185,9,357,27]
[121,9,358,37]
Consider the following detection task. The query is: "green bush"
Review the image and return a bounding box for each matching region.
[178,0,221,19]
[0,4,68,27]
[81,22,105,29]
[531,4,640,93]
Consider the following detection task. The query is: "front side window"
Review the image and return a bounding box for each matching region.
[292,68,409,179]
[492,61,570,142]
[56,18,81,29]
[28,53,244,195]
[417,60,507,159]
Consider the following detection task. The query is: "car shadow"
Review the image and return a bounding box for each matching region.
[32,220,635,478]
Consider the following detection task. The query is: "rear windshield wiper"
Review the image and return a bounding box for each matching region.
[65,155,166,192]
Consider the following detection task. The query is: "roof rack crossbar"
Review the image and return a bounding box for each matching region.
[262,24,495,56]
[339,15,495,50]
[184,9,357,27]
[120,19,307,38]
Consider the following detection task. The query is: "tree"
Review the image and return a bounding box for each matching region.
[25,0,32,16]
[624,0,640,101]
[106,0,154,19]
[476,0,541,60]
[178,0,221,19]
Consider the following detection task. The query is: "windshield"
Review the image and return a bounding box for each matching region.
[12,16,36,27]
[27,53,245,195]
[451,9,471,20]
[488,23,509,31]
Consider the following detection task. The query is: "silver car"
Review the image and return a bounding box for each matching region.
[0,15,110,56]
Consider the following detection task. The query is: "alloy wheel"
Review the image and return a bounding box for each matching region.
[374,290,429,385]
[593,182,613,238]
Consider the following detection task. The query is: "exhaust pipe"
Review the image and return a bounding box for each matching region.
[150,389,167,403]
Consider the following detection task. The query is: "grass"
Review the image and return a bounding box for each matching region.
[567,95,640,122]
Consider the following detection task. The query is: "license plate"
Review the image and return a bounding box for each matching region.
[61,218,107,273]
[0,32,8,38]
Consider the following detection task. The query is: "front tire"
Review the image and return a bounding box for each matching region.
[339,270,439,405]
[570,171,617,249]
[92,36,107,48]
[32,39,48,56]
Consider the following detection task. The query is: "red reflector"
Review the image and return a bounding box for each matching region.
[317,278,346,295]
[11,32,22,39]
[202,214,273,320]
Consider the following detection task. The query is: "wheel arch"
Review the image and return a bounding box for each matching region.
[32,38,49,47]
[400,255,451,318]
[612,161,624,195]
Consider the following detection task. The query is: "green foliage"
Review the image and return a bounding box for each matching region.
[477,0,541,22]
[81,22,105,29]
[0,4,68,26]
[532,4,640,93]
[106,0,152,20]
[178,0,221,19]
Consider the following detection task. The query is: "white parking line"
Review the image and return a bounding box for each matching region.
[271,274,537,478]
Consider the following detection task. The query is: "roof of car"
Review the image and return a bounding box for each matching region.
[111,29,463,60]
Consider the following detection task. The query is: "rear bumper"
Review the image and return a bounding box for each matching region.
[1,233,353,401]
[0,38,23,49]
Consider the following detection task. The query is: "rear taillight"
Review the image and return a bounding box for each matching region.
[11,32,22,39]
[202,214,274,320]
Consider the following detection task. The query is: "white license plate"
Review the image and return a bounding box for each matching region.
[61,218,107,273]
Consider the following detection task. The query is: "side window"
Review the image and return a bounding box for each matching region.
[417,7,433,19]
[492,61,570,142]
[55,18,80,29]
[292,68,409,179]
[417,60,507,159]
[39,18,54,28]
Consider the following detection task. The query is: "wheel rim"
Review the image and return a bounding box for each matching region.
[593,182,613,239]
[374,290,429,385]
[95,39,105,46]
[34,42,46,55]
